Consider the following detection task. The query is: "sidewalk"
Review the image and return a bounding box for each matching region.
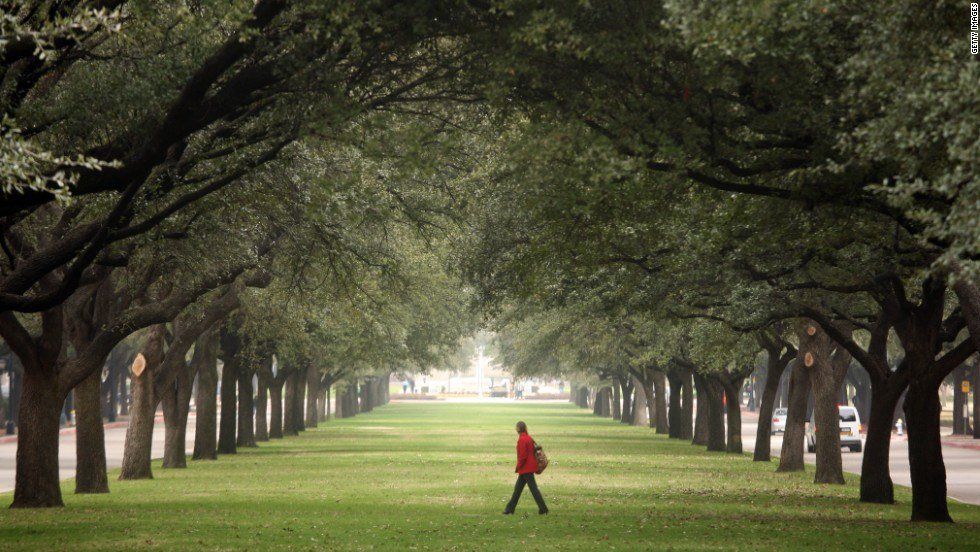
[0,413,194,494]
[0,419,132,445]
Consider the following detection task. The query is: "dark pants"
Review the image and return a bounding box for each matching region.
[505,473,548,513]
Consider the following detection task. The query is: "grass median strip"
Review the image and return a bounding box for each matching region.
[1,402,978,550]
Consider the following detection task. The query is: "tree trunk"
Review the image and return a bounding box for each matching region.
[305,364,319,428]
[777,362,811,472]
[679,370,694,440]
[952,365,969,434]
[754,359,791,462]
[704,376,726,452]
[236,368,255,448]
[618,377,633,424]
[11,370,65,507]
[905,380,952,522]
[366,377,377,412]
[667,373,682,439]
[294,370,306,431]
[348,383,359,416]
[612,382,622,420]
[692,372,709,445]
[118,355,157,480]
[269,377,285,438]
[860,376,906,504]
[103,360,118,422]
[162,357,195,468]
[118,370,129,416]
[631,378,648,426]
[653,371,668,434]
[807,337,846,484]
[283,370,298,435]
[255,372,269,441]
[317,386,328,422]
[641,378,656,429]
[74,368,109,493]
[720,376,744,454]
[218,356,238,454]
[192,334,218,460]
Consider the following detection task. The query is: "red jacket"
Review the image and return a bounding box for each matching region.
[516,432,539,475]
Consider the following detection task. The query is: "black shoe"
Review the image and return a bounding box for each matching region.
[539,509,549,515]
[503,510,514,515]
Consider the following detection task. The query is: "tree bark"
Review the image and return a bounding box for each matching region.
[754,356,792,462]
[318,386,328,421]
[667,372,682,439]
[294,369,306,431]
[618,376,633,424]
[801,321,849,485]
[161,353,196,468]
[118,369,129,416]
[905,380,952,522]
[236,367,255,448]
[119,324,167,480]
[692,372,709,446]
[703,376,726,452]
[103,357,118,422]
[777,361,811,472]
[952,365,970,434]
[255,368,269,441]
[192,333,218,460]
[269,369,286,438]
[653,371,668,434]
[860,376,906,504]
[283,369,299,434]
[641,377,656,429]
[11,370,65,507]
[631,377,648,427]
[679,369,694,440]
[218,355,238,454]
[74,368,109,493]
[612,382,622,420]
[360,377,374,413]
[119,341,160,480]
[719,376,744,454]
[305,364,319,428]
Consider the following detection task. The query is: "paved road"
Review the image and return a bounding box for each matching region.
[741,419,980,505]
[0,415,196,494]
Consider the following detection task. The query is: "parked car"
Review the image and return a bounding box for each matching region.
[806,406,863,453]
[771,408,788,434]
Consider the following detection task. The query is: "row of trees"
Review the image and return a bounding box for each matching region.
[457,2,978,524]
[0,0,483,508]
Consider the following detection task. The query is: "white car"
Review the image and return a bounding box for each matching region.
[807,406,863,453]
[771,408,788,434]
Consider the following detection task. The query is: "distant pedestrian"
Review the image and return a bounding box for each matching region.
[503,421,548,515]
[403,381,408,394]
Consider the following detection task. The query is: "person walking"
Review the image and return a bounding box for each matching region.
[503,421,548,515]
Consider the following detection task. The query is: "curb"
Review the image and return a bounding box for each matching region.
[0,418,156,445]
[940,439,980,452]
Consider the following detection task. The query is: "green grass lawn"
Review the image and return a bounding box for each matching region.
[2,401,979,550]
